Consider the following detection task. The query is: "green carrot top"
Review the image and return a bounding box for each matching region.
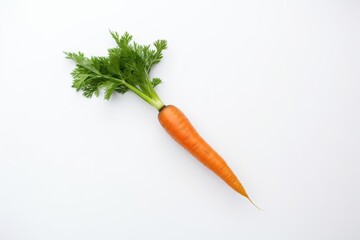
[64,31,167,110]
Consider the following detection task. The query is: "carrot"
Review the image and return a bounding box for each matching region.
[65,31,259,208]
[159,105,258,208]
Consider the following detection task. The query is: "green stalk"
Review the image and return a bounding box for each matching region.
[104,75,165,111]
[122,81,165,110]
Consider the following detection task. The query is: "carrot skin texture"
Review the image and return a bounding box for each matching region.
[158,105,250,200]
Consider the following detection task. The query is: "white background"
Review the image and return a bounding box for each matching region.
[1,0,360,239]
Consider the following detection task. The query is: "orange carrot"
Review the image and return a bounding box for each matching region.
[159,105,258,207]
[66,31,259,208]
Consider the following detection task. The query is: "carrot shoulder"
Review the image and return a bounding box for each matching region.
[158,105,256,205]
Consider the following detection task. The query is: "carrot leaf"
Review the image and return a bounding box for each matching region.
[65,31,166,110]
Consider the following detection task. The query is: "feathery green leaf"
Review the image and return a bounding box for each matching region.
[65,31,167,110]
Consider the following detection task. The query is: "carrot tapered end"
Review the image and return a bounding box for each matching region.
[246,196,264,211]
[232,184,263,210]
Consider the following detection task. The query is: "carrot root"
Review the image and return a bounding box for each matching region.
[159,105,259,208]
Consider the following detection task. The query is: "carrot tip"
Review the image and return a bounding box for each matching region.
[247,197,264,211]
